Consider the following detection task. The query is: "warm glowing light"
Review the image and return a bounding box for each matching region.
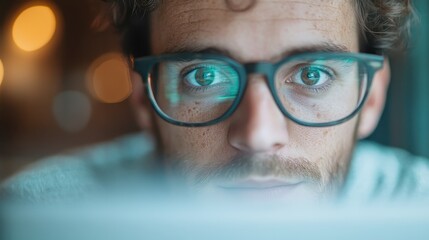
[12,5,56,51]
[88,53,132,103]
[0,59,4,86]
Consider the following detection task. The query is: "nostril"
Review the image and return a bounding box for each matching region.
[272,143,285,151]
[228,128,287,153]
[227,74,289,153]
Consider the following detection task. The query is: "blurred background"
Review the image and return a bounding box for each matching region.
[0,0,428,181]
[0,0,140,180]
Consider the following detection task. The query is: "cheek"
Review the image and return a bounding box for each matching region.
[158,119,231,163]
[290,117,358,160]
[288,118,357,184]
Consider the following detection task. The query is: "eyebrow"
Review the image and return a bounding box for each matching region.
[164,42,351,62]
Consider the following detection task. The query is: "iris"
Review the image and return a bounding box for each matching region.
[301,67,321,86]
[195,67,216,86]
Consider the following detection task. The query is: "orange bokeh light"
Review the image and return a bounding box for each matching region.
[12,5,57,52]
[0,59,4,87]
[88,53,132,103]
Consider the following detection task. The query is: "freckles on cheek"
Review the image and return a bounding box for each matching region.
[313,121,358,156]
[160,123,228,159]
[292,123,351,156]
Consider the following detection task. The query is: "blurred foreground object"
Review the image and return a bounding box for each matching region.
[1,199,429,240]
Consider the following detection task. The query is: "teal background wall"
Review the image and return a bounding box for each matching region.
[369,0,429,158]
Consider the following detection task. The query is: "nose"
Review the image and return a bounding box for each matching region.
[228,75,289,153]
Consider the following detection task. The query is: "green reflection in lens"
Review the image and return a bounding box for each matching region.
[166,71,181,106]
[213,68,239,102]
[163,62,240,106]
[215,95,237,101]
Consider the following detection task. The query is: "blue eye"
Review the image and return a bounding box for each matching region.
[292,66,333,87]
[178,63,240,98]
[183,65,227,88]
[196,67,215,86]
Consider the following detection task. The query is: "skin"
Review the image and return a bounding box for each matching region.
[131,0,390,202]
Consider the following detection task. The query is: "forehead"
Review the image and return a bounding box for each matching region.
[150,0,359,61]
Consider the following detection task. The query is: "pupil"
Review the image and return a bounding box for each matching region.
[195,67,215,86]
[302,68,320,85]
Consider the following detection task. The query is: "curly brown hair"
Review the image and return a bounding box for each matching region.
[102,0,415,56]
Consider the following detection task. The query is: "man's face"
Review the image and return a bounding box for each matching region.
[147,0,361,202]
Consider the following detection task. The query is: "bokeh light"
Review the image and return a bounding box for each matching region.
[87,53,132,103]
[53,91,91,133]
[0,59,4,87]
[12,5,57,52]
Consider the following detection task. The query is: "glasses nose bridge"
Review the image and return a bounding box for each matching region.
[244,62,275,80]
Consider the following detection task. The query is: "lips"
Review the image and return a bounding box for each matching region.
[218,178,304,190]
[213,178,308,201]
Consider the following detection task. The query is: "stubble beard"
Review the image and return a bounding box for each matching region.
[164,144,355,201]
[154,120,359,202]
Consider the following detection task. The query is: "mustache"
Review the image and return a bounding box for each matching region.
[170,154,322,187]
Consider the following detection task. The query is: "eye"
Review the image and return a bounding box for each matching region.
[290,65,334,87]
[183,65,227,88]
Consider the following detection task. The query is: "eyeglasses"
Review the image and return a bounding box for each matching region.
[133,52,384,127]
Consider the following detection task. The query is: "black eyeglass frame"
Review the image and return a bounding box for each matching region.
[133,52,384,128]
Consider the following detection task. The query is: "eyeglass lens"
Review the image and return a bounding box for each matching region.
[147,56,368,125]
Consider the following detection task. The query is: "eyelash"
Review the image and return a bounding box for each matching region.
[177,62,338,95]
[180,64,229,93]
[287,65,336,94]
[298,81,334,93]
